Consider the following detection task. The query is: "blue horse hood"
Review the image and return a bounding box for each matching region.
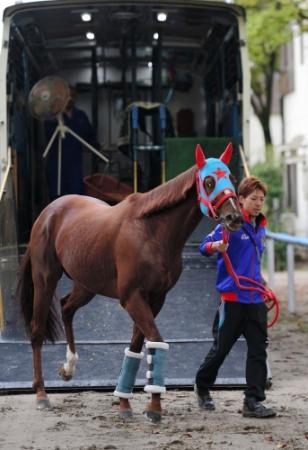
[197,158,234,216]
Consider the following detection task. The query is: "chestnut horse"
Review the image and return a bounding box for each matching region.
[16,143,243,422]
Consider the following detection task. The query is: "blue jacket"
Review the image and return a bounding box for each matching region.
[45,107,98,199]
[199,209,267,304]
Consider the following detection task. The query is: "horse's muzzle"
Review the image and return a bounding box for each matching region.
[223,212,243,231]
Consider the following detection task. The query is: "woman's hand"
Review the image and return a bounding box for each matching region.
[212,240,229,253]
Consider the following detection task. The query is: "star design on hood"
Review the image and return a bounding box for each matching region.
[214,167,227,179]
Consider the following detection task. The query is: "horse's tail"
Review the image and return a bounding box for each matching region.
[16,247,34,337]
[16,246,63,343]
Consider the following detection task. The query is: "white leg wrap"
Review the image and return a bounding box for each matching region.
[125,347,144,359]
[145,341,169,350]
[114,348,144,398]
[144,384,166,394]
[63,345,79,377]
[113,390,134,399]
[144,341,169,394]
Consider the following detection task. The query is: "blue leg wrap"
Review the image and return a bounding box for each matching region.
[144,341,169,394]
[114,348,144,398]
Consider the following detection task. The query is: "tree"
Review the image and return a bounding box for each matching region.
[236,0,308,145]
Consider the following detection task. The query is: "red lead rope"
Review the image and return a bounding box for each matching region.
[221,228,280,328]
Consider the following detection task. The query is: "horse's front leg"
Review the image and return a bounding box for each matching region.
[144,340,169,423]
[117,291,167,422]
[144,295,167,422]
[58,286,94,381]
[115,325,145,419]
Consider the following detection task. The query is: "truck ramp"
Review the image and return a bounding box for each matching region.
[0,245,246,390]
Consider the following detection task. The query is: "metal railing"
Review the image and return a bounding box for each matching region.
[266,231,308,314]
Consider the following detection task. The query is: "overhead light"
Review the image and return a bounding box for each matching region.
[81,12,92,22]
[153,32,159,40]
[86,31,95,40]
[156,12,167,22]
[148,61,153,68]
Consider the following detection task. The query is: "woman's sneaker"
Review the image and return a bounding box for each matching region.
[243,397,276,418]
[194,385,215,410]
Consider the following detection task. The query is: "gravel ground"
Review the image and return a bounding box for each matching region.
[0,270,307,450]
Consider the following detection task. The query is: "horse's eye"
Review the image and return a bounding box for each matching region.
[204,177,215,194]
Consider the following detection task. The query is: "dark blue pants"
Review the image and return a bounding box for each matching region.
[195,301,268,401]
[46,162,83,201]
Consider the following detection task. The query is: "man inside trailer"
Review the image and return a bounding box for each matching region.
[44,86,99,201]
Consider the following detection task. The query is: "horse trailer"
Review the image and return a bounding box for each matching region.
[0,0,250,390]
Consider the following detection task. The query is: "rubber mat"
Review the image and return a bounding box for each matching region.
[0,243,247,390]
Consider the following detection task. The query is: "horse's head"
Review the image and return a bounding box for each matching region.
[195,143,243,231]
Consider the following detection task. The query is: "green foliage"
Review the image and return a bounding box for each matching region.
[235,0,308,144]
[251,157,286,270]
[237,1,306,68]
[251,159,283,226]
[240,1,298,65]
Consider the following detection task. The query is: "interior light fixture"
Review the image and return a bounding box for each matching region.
[148,61,153,68]
[153,32,159,40]
[81,12,92,22]
[86,31,95,40]
[156,12,167,22]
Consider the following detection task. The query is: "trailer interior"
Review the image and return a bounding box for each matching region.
[3,0,245,245]
[0,1,248,389]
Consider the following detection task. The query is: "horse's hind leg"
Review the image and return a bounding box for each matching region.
[31,271,62,410]
[58,284,94,381]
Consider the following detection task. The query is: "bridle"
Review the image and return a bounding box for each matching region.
[221,228,280,328]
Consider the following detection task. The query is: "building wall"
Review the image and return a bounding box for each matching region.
[279,28,308,236]
[249,26,308,237]
[249,113,282,166]
[283,30,308,143]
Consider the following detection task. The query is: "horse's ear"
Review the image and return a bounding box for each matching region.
[195,144,206,169]
[220,142,233,165]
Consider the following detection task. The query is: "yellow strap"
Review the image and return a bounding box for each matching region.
[133,160,138,193]
[0,146,12,202]
[161,160,166,184]
[239,145,250,177]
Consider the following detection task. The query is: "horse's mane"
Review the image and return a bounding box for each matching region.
[129,165,197,218]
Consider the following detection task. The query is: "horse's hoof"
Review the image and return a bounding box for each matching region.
[58,366,72,381]
[36,398,51,410]
[144,410,161,423]
[119,409,133,420]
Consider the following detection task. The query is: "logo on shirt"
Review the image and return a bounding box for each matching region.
[241,234,249,240]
